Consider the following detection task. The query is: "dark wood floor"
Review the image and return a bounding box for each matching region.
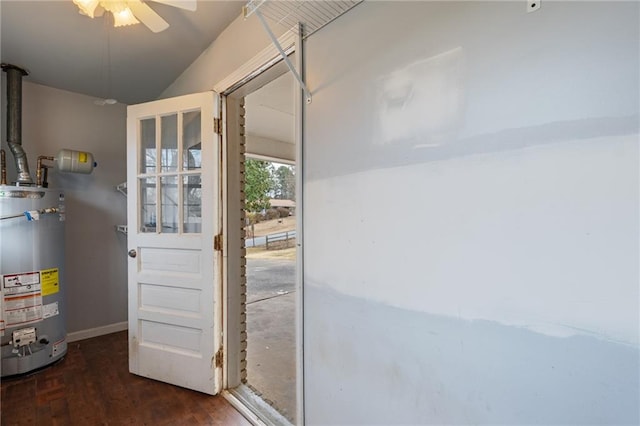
[1,331,252,426]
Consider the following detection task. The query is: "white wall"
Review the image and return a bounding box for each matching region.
[1,79,127,335]
[163,1,639,423]
[303,1,638,424]
[160,13,288,100]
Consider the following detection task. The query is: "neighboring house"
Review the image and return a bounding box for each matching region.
[269,198,295,215]
[269,199,295,209]
[2,1,638,424]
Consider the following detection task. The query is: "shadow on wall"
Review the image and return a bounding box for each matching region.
[305,284,640,425]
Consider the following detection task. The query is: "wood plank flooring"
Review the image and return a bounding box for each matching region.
[0,331,252,426]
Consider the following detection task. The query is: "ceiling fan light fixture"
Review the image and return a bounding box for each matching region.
[73,0,100,18]
[112,7,140,27]
[74,0,140,27]
[74,0,182,32]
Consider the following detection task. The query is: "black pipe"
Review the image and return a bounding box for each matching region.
[2,63,32,184]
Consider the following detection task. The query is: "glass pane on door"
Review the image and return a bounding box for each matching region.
[160,175,179,233]
[183,110,202,171]
[140,177,157,233]
[140,118,156,174]
[183,174,202,233]
[161,114,178,172]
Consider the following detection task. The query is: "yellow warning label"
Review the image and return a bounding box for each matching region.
[79,152,88,163]
[41,268,59,296]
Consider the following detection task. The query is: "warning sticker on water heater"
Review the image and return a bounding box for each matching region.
[1,271,44,327]
[41,268,60,296]
[3,271,40,293]
[43,302,59,319]
[4,306,43,327]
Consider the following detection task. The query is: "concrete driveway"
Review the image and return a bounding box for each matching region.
[245,257,297,422]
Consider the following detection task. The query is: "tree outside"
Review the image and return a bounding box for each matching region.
[245,159,296,213]
[245,159,273,212]
[273,165,295,200]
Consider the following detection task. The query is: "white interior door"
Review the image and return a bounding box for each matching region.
[126,91,222,395]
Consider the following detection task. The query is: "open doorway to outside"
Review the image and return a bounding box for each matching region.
[244,157,296,421]
[244,73,296,422]
[223,68,299,425]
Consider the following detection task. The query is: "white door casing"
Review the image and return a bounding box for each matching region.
[126,91,222,395]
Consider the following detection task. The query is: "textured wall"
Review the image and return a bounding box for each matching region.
[303,1,639,423]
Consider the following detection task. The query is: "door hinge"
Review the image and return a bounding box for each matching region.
[215,347,223,368]
[214,234,223,251]
[214,117,222,134]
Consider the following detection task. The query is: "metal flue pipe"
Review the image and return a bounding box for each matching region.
[2,63,33,185]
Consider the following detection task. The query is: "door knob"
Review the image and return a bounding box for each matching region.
[128,249,137,258]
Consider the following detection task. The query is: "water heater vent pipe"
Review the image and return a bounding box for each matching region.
[1,63,33,185]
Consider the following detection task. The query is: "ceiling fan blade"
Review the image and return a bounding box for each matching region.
[128,1,170,33]
[150,0,197,12]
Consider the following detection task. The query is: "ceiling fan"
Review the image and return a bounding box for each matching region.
[73,0,197,33]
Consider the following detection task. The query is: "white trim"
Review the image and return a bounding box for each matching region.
[214,30,296,95]
[217,24,303,425]
[221,95,248,390]
[226,386,292,426]
[222,390,267,426]
[293,24,305,426]
[222,95,231,390]
[66,321,128,342]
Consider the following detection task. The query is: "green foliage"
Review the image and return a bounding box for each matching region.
[245,159,273,212]
[244,160,296,213]
[273,165,295,200]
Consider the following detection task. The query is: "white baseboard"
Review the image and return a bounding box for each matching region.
[67,321,128,343]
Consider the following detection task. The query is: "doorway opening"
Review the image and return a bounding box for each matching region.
[222,64,300,425]
[245,157,296,421]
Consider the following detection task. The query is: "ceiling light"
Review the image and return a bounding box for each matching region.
[73,0,100,18]
[112,8,140,27]
[74,1,141,28]
[74,0,192,33]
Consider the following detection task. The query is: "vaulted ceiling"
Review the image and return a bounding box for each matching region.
[0,0,245,105]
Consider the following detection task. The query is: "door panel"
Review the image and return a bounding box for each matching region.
[127,91,221,395]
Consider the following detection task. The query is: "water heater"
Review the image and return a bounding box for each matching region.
[0,187,67,376]
[0,64,95,377]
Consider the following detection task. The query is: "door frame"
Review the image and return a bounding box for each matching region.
[216,28,305,425]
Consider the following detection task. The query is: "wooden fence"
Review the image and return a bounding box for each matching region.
[265,230,297,249]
